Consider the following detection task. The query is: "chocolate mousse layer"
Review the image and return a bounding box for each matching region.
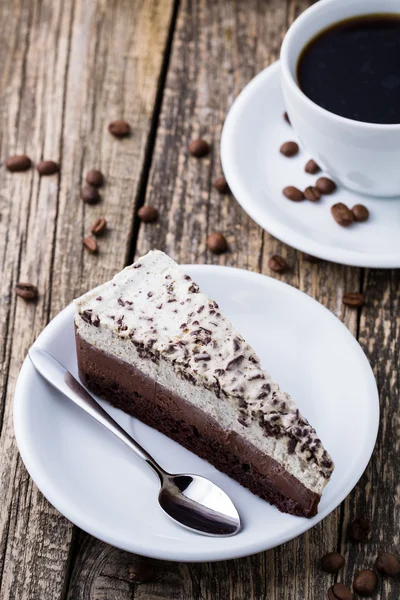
[76,331,320,518]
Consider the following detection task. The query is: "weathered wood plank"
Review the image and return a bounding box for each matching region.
[0,1,175,598]
[67,1,366,599]
[340,268,400,599]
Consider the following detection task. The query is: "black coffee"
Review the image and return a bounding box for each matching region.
[297,14,400,124]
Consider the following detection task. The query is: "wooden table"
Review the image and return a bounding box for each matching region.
[0,1,398,598]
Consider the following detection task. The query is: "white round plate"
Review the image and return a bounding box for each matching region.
[221,60,400,268]
[14,266,379,562]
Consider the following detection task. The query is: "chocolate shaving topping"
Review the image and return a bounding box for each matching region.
[117,298,125,306]
[194,353,211,361]
[233,338,241,351]
[248,373,264,381]
[133,263,142,268]
[226,355,244,370]
[199,326,212,335]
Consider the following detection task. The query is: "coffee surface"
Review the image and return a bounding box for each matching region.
[297,14,400,124]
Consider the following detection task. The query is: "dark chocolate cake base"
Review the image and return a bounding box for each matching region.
[76,332,320,517]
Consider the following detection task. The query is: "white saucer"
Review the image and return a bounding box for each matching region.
[221,61,400,268]
[14,266,379,562]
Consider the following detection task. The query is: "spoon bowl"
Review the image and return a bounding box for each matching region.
[159,474,241,536]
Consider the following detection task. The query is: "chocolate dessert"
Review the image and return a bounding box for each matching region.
[74,250,334,517]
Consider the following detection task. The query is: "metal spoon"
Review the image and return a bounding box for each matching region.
[28,347,241,537]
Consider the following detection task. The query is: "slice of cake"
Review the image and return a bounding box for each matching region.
[74,250,334,517]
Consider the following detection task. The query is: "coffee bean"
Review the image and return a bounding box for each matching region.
[15,282,38,301]
[280,141,299,157]
[5,155,32,172]
[305,159,320,174]
[331,203,354,227]
[321,552,345,573]
[352,204,369,222]
[213,176,230,194]
[327,583,353,600]
[343,292,364,308]
[304,186,322,201]
[129,562,155,583]
[108,120,131,137]
[36,160,59,175]
[283,186,305,202]
[303,253,320,263]
[316,176,336,194]
[86,170,104,187]
[375,552,400,577]
[83,236,98,254]
[347,516,371,542]
[353,569,377,596]
[90,217,107,236]
[207,232,228,254]
[137,205,159,223]
[268,255,288,273]
[283,111,291,125]
[188,139,210,158]
[81,185,101,205]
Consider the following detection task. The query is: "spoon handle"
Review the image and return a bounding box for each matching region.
[28,346,165,482]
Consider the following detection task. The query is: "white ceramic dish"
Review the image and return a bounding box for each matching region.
[14,265,379,562]
[221,60,400,268]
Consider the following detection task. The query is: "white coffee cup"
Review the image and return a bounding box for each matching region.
[281,0,400,197]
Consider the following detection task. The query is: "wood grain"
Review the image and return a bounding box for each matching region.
[0,1,175,598]
[0,0,398,598]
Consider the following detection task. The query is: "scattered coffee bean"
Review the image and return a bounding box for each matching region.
[137,205,159,223]
[284,111,291,125]
[36,160,59,175]
[343,292,364,308]
[327,582,353,600]
[207,232,228,254]
[304,186,322,201]
[321,552,345,573]
[90,217,107,236]
[213,176,230,194]
[129,562,155,583]
[347,516,371,542]
[353,569,377,596]
[375,552,400,577]
[331,203,354,227]
[303,253,320,263]
[188,138,210,158]
[83,236,98,254]
[268,255,288,273]
[280,141,299,157]
[352,204,369,222]
[316,176,336,194]
[108,120,131,137]
[305,159,320,174]
[15,282,38,301]
[81,185,101,205]
[5,155,32,172]
[283,186,305,202]
[86,169,104,187]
